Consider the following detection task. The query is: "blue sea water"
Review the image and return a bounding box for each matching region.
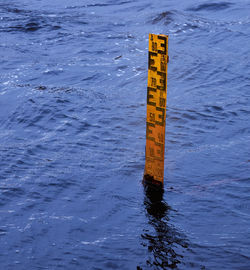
[0,0,250,269]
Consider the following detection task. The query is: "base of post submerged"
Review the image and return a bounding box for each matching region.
[143,174,163,191]
[143,174,164,201]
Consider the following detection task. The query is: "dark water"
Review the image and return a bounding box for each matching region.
[0,0,250,269]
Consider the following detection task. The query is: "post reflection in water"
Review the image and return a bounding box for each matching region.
[141,183,188,269]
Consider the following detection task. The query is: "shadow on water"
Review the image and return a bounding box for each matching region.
[139,183,188,269]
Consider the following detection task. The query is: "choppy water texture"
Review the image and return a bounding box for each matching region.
[0,0,250,269]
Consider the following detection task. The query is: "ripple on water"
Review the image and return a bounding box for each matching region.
[187,2,234,12]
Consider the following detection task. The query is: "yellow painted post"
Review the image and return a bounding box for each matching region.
[144,33,169,188]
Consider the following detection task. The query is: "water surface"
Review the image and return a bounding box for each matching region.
[0,0,250,269]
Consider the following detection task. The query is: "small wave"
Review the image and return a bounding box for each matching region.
[4,19,61,33]
[5,7,30,14]
[150,11,176,25]
[0,187,25,197]
[187,2,233,12]
[0,3,31,15]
